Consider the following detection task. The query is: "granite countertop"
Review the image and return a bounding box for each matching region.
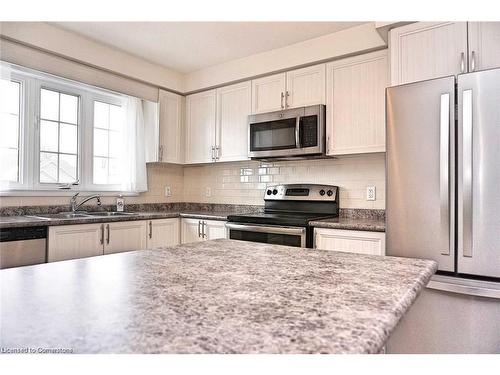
[0,239,436,354]
[0,210,236,229]
[310,217,386,232]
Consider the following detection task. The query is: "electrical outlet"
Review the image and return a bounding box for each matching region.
[164,186,172,197]
[366,186,376,201]
[205,187,212,197]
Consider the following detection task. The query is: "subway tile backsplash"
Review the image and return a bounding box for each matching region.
[0,154,385,209]
[183,154,385,209]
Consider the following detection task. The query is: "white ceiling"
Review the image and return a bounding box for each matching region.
[51,22,365,73]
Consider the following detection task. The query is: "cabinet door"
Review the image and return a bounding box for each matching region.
[285,64,325,108]
[48,223,103,262]
[216,81,251,162]
[390,22,468,85]
[468,22,500,72]
[251,73,286,114]
[146,218,180,249]
[159,89,184,164]
[104,221,147,255]
[181,218,204,244]
[314,228,385,256]
[204,220,227,240]
[185,90,216,164]
[326,50,388,155]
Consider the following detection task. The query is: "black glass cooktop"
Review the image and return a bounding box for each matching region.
[227,211,336,227]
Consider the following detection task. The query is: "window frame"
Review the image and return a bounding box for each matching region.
[0,63,141,195]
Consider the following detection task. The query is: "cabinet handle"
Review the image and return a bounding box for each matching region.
[198,220,202,238]
[211,146,215,161]
[471,51,476,72]
[100,224,104,245]
[149,221,152,239]
[215,146,220,160]
[326,135,330,154]
[106,224,110,245]
[460,52,466,73]
[280,92,284,109]
[202,221,206,239]
[159,145,164,162]
[285,91,290,108]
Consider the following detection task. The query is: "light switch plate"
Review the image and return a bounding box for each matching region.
[205,187,212,197]
[366,186,376,201]
[164,186,172,197]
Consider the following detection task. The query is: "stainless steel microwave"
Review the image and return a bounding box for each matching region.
[248,104,326,159]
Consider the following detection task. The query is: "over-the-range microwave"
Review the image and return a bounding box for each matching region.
[248,104,326,159]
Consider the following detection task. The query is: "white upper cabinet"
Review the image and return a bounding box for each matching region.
[158,89,184,164]
[390,22,468,85]
[216,81,252,162]
[185,90,217,164]
[285,64,326,108]
[468,22,500,72]
[326,50,388,155]
[251,73,286,114]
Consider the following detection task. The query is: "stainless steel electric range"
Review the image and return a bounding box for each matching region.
[226,184,339,248]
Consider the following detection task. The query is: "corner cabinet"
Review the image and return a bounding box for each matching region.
[146,218,180,249]
[326,50,388,155]
[181,218,227,244]
[467,22,500,72]
[251,64,325,114]
[158,89,184,163]
[314,228,386,256]
[185,90,217,164]
[216,81,252,162]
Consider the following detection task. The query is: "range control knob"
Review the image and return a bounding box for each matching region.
[327,190,334,197]
[272,189,278,195]
[266,190,272,195]
[319,189,326,196]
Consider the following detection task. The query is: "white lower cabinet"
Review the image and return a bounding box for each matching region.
[181,218,227,244]
[48,223,104,262]
[314,228,385,256]
[103,221,148,255]
[146,218,180,249]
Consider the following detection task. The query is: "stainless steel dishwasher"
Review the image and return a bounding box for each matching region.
[0,226,47,269]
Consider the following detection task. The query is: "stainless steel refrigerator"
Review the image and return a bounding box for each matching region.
[386,68,500,279]
[386,68,500,353]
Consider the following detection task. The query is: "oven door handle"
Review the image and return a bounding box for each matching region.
[225,223,306,236]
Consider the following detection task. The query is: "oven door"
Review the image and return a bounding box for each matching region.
[225,223,306,248]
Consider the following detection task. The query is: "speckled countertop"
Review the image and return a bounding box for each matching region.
[0,239,436,354]
[310,217,386,232]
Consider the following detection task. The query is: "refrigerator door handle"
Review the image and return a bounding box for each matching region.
[460,89,473,258]
[439,93,451,256]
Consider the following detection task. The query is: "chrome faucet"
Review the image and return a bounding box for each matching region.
[70,193,102,212]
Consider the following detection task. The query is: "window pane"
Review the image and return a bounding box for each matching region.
[108,158,121,185]
[0,113,19,148]
[109,104,123,130]
[40,89,59,121]
[40,152,58,183]
[94,101,109,129]
[59,123,77,154]
[94,128,109,157]
[0,147,19,182]
[93,157,108,184]
[108,130,122,158]
[59,154,77,183]
[0,80,20,115]
[40,120,59,152]
[60,93,78,124]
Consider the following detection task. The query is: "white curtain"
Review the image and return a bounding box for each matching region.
[121,97,148,192]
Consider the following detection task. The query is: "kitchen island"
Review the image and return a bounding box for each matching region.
[0,239,436,354]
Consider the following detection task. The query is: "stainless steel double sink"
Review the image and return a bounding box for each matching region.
[27,212,139,220]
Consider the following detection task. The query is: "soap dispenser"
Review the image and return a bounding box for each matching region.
[116,195,125,212]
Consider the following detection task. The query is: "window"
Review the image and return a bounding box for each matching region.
[93,101,124,185]
[39,88,79,184]
[0,62,151,194]
[0,79,21,183]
